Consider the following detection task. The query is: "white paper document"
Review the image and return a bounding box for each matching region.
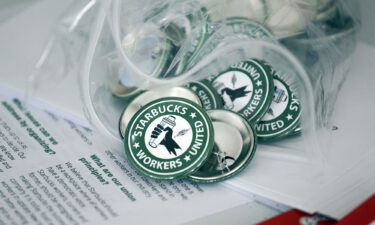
[227,43,375,219]
[1,1,374,220]
[0,95,251,225]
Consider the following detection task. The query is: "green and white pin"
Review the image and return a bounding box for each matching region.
[185,81,223,110]
[209,59,274,123]
[124,97,214,179]
[118,87,202,139]
[255,76,301,142]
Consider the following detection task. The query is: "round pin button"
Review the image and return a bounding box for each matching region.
[188,109,257,183]
[185,81,223,110]
[255,75,301,142]
[124,97,214,180]
[118,87,202,139]
[208,59,274,123]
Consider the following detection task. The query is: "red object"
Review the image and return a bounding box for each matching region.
[336,195,375,225]
[256,209,336,225]
[257,194,375,225]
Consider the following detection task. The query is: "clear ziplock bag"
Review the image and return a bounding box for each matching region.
[30,0,360,177]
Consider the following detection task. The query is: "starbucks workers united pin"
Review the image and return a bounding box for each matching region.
[209,59,274,123]
[124,97,214,179]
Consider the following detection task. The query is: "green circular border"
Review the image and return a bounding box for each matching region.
[124,97,214,180]
[210,59,274,123]
[118,87,203,139]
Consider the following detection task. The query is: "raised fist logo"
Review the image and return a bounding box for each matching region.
[221,85,251,109]
[213,73,252,110]
[148,116,181,156]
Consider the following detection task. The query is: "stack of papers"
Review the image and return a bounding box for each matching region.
[0,94,259,224]
[227,43,375,219]
[1,0,374,222]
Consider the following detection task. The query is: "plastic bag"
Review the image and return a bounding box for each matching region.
[30,0,360,170]
[0,0,41,23]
